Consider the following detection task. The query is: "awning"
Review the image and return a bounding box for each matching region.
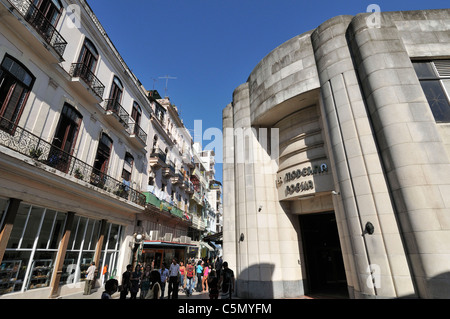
[200,242,214,252]
[203,231,222,242]
[210,242,222,250]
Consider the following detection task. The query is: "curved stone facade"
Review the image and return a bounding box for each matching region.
[223,9,450,299]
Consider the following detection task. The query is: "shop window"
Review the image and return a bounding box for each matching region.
[1,203,71,294]
[0,197,8,229]
[0,55,35,133]
[413,60,450,122]
[36,210,65,250]
[6,203,32,249]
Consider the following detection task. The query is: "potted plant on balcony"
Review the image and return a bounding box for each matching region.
[74,168,84,180]
[29,147,43,159]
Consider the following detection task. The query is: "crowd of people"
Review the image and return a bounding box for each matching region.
[100,256,235,300]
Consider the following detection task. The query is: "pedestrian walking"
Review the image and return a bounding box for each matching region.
[130,264,142,299]
[101,278,118,299]
[218,262,235,299]
[196,260,203,292]
[185,261,195,297]
[140,265,151,299]
[159,263,169,299]
[215,256,223,279]
[120,264,132,299]
[208,269,219,299]
[179,261,186,293]
[83,262,96,295]
[202,264,210,292]
[168,258,180,299]
[145,270,161,299]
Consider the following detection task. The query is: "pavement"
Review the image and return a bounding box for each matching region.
[59,284,214,300]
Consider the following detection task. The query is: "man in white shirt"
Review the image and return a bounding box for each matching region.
[167,258,180,299]
[84,262,96,295]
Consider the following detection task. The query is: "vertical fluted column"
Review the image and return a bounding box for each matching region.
[312,15,415,298]
[347,12,450,299]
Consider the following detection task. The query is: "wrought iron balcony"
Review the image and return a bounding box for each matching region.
[126,121,147,146]
[69,63,105,100]
[103,99,129,127]
[8,0,67,58]
[162,161,176,177]
[0,116,146,206]
[149,148,166,168]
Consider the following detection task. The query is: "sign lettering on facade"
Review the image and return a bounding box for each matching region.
[282,163,329,196]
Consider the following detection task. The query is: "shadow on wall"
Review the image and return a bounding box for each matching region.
[235,263,275,299]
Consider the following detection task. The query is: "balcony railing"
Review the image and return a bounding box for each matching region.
[150,148,166,164]
[126,121,147,146]
[69,63,105,99]
[0,117,146,207]
[8,0,68,58]
[104,99,129,125]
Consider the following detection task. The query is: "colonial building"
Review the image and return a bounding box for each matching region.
[223,9,450,299]
[0,0,220,299]
[0,0,153,298]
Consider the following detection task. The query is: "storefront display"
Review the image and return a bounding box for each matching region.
[0,260,22,294]
[27,259,53,290]
[0,201,124,297]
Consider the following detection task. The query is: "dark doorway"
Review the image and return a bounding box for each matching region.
[299,212,348,298]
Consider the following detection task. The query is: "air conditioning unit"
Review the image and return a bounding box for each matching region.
[180,236,191,244]
[149,230,159,241]
[164,233,173,242]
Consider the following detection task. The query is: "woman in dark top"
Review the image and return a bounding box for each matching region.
[130,264,142,299]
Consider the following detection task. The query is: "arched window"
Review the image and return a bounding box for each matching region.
[131,101,142,126]
[0,54,35,133]
[78,38,99,73]
[109,76,123,102]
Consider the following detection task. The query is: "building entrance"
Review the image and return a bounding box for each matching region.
[299,212,348,298]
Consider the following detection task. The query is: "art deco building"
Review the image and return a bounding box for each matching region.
[223,9,450,299]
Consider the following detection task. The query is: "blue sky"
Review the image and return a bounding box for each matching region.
[88,0,448,183]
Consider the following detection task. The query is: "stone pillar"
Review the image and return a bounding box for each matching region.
[49,211,75,298]
[93,219,108,287]
[0,198,21,264]
[347,12,450,299]
[222,103,237,275]
[312,15,415,298]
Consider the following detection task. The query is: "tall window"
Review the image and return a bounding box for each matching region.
[131,102,142,126]
[52,104,82,155]
[413,60,450,122]
[91,133,113,187]
[0,55,35,133]
[78,38,99,73]
[48,103,82,172]
[31,0,63,26]
[122,152,134,182]
[109,76,123,103]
